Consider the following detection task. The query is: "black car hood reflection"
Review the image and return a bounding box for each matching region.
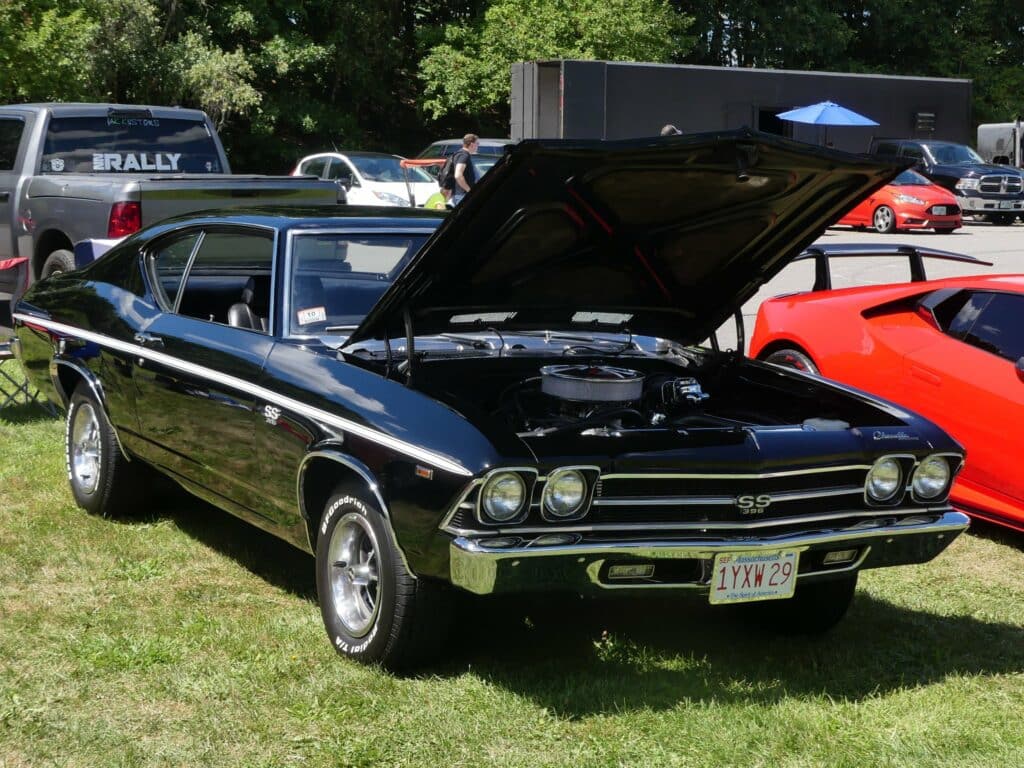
[345,129,904,347]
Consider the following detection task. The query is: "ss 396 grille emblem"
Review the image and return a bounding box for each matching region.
[736,494,772,514]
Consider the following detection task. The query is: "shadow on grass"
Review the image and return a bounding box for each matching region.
[968,519,1024,552]
[0,401,60,424]
[117,492,1024,712]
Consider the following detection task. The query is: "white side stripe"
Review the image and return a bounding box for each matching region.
[14,313,472,477]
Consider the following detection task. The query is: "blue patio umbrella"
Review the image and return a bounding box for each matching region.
[776,101,878,147]
[776,101,879,126]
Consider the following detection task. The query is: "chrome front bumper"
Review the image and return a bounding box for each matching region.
[957,194,1024,213]
[448,510,969,595]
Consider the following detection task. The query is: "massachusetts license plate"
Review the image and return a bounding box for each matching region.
[933,205,947,215]
[709,549,799,605]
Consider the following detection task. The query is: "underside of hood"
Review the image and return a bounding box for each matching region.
[346,129,905,346]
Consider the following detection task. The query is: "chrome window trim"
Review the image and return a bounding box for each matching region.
[283,227,438,341]
[11,314,472,477]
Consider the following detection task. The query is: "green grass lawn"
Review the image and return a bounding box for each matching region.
[2,400,1023,767]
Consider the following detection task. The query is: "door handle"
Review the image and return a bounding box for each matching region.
[909,364,941,386]
[0,191,10,202]
[133,332,164,348]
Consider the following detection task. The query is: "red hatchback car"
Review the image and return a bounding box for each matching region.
[749,245,1024,533]
[835,169,961,234]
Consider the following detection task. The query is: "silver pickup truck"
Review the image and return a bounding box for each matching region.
[0,103,342,291]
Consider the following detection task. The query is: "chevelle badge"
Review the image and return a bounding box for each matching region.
[91,152,182,172]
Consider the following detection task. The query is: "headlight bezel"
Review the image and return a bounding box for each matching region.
[911,453,961,502]
[541,468,589,521]
[476,468,535,525]
[864,455,906,504]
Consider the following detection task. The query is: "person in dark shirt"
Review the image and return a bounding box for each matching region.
[449,133,479,206]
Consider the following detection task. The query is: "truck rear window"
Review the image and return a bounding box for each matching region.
[41,116,223,174]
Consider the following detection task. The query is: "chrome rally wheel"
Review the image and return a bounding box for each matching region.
[70,401,102,495]
[327,512,381,637]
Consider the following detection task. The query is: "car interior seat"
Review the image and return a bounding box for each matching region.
[227,275,270,331]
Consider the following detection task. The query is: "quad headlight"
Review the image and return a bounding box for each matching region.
[866,457,903,502]
[542,469,587,519]
[480,471,527,523]
[912,455,951,500]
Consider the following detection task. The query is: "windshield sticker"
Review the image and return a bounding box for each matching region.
[296,306,327,326]
[450,311,517,324]
[92,152,182,172]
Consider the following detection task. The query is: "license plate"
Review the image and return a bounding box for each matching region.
[932,206,947,215]
[709,549,799,605]
[1000,200,1014,209]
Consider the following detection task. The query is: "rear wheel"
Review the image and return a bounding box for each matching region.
[41,249,75,279]
[760,347,820,376]
[66,381,143,516]
[872,205,896,233]
[742,573,858,635]
[315,486,454,671]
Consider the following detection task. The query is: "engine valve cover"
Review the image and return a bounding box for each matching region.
[540,364,645,403]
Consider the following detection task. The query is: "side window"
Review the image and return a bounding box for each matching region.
[176,230,274,327]
[151,232,202,309]
[962,293,1024,362]
[947,291,992,339]
[0,117,25,170]
[326,158,352,182]
[873,141,899,156]
[902,145,924,161]
[299,157,329,178]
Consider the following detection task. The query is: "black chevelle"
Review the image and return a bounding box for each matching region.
[13,131,969,669]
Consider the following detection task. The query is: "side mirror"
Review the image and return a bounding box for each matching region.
[336,173,356,190]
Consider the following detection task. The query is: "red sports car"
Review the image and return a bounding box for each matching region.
[749,244,1023,532]
[835,169,961,234]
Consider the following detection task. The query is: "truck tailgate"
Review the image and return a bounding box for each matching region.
[136,175,340,224]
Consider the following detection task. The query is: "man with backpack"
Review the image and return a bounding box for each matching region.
[440,134,479,206]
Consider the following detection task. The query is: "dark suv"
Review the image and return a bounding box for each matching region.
[869,138,1024,225]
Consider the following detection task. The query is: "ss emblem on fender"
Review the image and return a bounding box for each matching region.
[263,405,281,425]
[735,494,772,514]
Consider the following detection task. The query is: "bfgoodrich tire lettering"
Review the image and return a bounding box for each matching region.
[66,381,143,517]
[315,486,453,671]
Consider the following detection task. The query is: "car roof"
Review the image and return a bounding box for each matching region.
[0,103,209,119]
[146,205,446,233]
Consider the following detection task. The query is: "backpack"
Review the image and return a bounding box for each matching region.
[437,154,456,191]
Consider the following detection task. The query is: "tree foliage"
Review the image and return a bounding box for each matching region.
[2,0,1024,169]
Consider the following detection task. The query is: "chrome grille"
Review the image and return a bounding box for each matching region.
[978,175,1023,195]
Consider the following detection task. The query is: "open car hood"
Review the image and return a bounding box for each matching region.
[346,130,904,346]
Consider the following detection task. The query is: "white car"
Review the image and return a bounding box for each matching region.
[291,151,438,207]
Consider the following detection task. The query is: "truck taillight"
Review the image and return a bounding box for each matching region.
[108,201,141,238]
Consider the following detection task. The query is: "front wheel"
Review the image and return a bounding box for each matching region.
[315,486,453,671]
[989,213,1015,226]
[873,205,897,233]
[761,347,820,376]
[741,573,858,635]
[41,249,75,279]
[66,381,143,516]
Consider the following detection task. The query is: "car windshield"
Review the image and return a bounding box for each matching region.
[348,154,432,183]
[925,143,984,165]
[288,232,429,336]
[892,169,932,186]
[41,115,223,173]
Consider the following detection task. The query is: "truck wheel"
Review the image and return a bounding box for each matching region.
[990,214,1015,226]
[315,486,453,671]
[742,573,858,635]
[872,205,896,233]
[66,381,143,517]
[41,249,75,279]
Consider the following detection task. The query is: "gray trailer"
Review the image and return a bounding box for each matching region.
[977,120,1023,167]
